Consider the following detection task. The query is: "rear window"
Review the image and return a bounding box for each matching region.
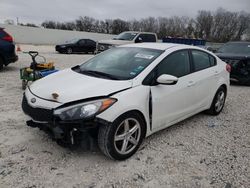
[218,42,250,54]
[0,29,7,38]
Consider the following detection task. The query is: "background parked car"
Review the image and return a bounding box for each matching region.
[55,38,97,54]
[216,41,250,85]
[97,31,158,52]
[0,27,18,70]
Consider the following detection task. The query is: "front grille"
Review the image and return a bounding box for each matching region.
[22,95,53,122]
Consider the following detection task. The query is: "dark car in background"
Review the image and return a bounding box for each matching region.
[216,41,250,85]
[0,28,18,70]
[55,39,97,54]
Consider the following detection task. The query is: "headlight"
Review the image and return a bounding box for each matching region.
[60,45,66,48]
[54,98,117,121]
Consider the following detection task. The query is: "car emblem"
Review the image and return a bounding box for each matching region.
[52,93,59,100]
[31,98,36,103]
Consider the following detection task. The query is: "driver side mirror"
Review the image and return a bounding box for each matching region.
[156,74,178,85]
[135,37,142,43]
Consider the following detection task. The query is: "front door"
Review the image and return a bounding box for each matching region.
[150,50,197,130]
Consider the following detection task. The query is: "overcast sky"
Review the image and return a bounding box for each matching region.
[1,0,250,24]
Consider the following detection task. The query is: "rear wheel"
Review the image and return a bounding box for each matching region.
[98,112,145,160]
[207,86,226,115]
[66,48,72,54]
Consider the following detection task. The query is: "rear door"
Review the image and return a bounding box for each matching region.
[190,50,218,108]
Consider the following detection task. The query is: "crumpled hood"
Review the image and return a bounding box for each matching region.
[98,39,132,46]
[29,68,133,103]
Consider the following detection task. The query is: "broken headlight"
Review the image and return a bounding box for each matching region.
[54,98,117,121]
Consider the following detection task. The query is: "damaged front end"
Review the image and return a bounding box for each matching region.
[22,95,112,147]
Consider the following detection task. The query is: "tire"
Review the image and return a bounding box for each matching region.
[206,86,226,115]
[66,48,73,54]
[0,57,4,71]
[98,112,146,160]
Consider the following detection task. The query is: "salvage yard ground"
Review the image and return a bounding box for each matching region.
[0,45,249,188]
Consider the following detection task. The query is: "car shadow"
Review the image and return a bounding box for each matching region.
[1,66,20,72]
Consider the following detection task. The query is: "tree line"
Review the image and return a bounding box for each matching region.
[40,8,250,42]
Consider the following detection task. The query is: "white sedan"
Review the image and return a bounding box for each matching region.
[22,43,230,160]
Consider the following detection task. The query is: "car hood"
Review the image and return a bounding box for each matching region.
[216,53,250,60]
[29,68,133,104]
[98,39,132,46]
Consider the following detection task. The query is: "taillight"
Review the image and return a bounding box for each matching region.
[2,35,13,42]
[226,64,231,73]
[1,30,13,42]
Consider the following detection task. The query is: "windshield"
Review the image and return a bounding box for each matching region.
[217,42,250,54]
[114,32,138,41]
[79,47,163,80]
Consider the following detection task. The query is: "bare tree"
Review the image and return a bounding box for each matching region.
[40,8,250,42]
[195,10,213,39]
[112,19,129,34]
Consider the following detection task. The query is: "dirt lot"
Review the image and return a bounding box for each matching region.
[0,45,249,188]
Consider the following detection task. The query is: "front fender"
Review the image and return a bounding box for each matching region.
[96,85,151,136]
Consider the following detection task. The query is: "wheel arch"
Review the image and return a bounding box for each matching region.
[113,109,148,139]
[220,84,227,95]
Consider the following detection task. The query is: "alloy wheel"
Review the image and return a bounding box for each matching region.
[114,118,141,155]
[215,91,225,112]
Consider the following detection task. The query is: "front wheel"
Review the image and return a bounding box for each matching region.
[206,86,226,115]
[98,112,146,160]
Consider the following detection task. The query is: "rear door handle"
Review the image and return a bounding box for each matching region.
[187,81,195,87]
[214,71,219,76]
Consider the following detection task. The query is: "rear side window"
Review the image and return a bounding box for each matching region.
[138,34,156,42]
[79,40,86,45]
[87,40,96,46]
[146,34,156,42]
[157,50,190,78]
[191,50,216,71]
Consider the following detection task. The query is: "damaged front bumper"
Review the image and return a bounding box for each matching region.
[22,95,110,147]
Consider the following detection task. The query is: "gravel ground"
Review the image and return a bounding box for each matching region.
[0,45,249,188]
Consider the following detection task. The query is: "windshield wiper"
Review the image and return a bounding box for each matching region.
[80,70,121,80]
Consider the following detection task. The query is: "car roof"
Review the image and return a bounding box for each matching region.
[120,42,201,51]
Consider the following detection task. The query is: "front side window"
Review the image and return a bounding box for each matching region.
[156,50,191,78]
[192,50,211,71]
[78,47,163,80]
